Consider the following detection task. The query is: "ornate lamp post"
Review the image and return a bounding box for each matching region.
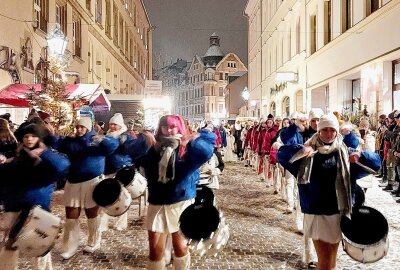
[42,24,68,88]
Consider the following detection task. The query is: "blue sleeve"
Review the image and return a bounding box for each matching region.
[124,133,151,161]
[280,124,302,145]
[39,149,71,183]
[186,130,216,169]
[277,144,304,177]
[343,132,359,149]
[83,136,119,156]
[350,150,381,180]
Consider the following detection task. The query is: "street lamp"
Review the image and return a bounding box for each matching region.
[42,24,68,87]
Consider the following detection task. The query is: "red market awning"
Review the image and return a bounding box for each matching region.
[0,84,111,112]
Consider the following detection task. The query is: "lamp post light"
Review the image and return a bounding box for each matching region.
[42,24,68,88]
[242,87,250,116]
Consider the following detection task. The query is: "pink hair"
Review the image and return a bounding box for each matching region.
[155,115,188,159]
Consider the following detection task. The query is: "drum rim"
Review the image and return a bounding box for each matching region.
[93,179,123,207]
[342,232,389,249]
[342,237,389,264]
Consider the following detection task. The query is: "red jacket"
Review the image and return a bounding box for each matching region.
[261,126,278,155]
[244,127,254,148]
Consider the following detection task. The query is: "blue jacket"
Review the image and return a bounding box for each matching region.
[125,130,216,205]
[57,133,119,183]
[278,139,381,215]
[104,133,134,175]
[0,149,70,211]
[280,124,304,145]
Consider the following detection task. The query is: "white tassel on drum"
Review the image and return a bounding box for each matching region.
[146,258,166,270]
[0,247,19,270]
[60,219,80,260]
[172,253,190,270]
[83,218,101,253]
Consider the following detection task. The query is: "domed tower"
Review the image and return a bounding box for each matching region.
[202,33,225,68]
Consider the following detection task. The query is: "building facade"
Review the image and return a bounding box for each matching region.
[0,0,152,123]
[245,0,399,121]
[176,33,247,123]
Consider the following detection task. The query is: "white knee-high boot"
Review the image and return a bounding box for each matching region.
[98,210,109,233]
[0,248,19,270]
[32,252,53,270]
[173,253,190,270]
[147,258,166,270]
[83,218,101,253]
[61,219,80,260]
[114,212,128,231]
[163,234,173,265]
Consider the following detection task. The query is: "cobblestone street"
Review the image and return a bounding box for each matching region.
[18,161,400,269]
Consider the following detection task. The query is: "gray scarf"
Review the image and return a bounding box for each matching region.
[298,133,352,215]
[157,135,181,183]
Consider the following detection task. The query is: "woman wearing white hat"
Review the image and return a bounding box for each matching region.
[56,117,119,259]
[278,113,380,270]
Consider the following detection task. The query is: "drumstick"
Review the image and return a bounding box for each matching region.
[355,161,377,175]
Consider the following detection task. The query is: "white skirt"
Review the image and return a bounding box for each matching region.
[63,177,101,209]
[303,213,342,244]
[146,200,193,234]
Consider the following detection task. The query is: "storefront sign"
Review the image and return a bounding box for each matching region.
[276,72,297,83]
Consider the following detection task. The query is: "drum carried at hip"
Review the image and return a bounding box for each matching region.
[116,166,147,199]
[179,185,229,257]
[10,206,61,257]
[340,206,389,263]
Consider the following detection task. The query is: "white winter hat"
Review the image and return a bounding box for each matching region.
[77,117,92,132]
[309,108,324,120]
[109,113,127,129]
[317,113,339,132]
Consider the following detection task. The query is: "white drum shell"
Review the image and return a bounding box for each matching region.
[188,215,229,257]
[12,207,61,257]
[125,172,147,199]
[102,186,132,217]
[342,234,389,263]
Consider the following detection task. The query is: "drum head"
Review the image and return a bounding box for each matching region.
[195,185,215,205]
[116,166,136,186]
[179,203,220,241]
[92,178,121,207]
[341,206,388,245]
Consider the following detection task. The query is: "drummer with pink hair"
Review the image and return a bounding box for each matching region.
[124,114,216,270]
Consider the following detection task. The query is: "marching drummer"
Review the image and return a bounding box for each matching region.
[99,113,136,232]
[0,123,70,270]
[278,113,381,270]
[55,117,119,259]
[124,114,216,270]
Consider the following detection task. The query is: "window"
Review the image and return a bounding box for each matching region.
[218,104,224,113]
[295,90,304,112]
[113,4,118,46]
[105,0,111,36]
[86,0,91,11]
[342,0,352,32]
[95,0,102,25]
[310,15,317,54]
[227,61,237,68]
[392,60,400,108]
[55,3,67,35]
[119,16,124,50]
[282,97,290,117]
[367,0,380,16]
[219,87,223,96]
[219,73,223,80]
[270,102,276,116]
[324,0,332,45]
[72,16,82,57]
[34,0,49,33]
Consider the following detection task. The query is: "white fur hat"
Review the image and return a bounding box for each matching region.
[317,113,339,132]
[77,117,92,132]
[109,113,127,129]
[309,108,324,120]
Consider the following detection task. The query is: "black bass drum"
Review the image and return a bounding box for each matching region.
[340,206,389,263]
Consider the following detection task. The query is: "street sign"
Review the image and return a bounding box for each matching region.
[144,80,162,97]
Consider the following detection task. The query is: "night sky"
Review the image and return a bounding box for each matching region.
[143,0,248,68]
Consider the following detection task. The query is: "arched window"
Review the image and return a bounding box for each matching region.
[295,90,304,112]
[282,96,290,117]
[296,17,301,54]
[270,102,276,116]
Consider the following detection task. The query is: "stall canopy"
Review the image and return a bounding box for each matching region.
[0,84,111,112]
